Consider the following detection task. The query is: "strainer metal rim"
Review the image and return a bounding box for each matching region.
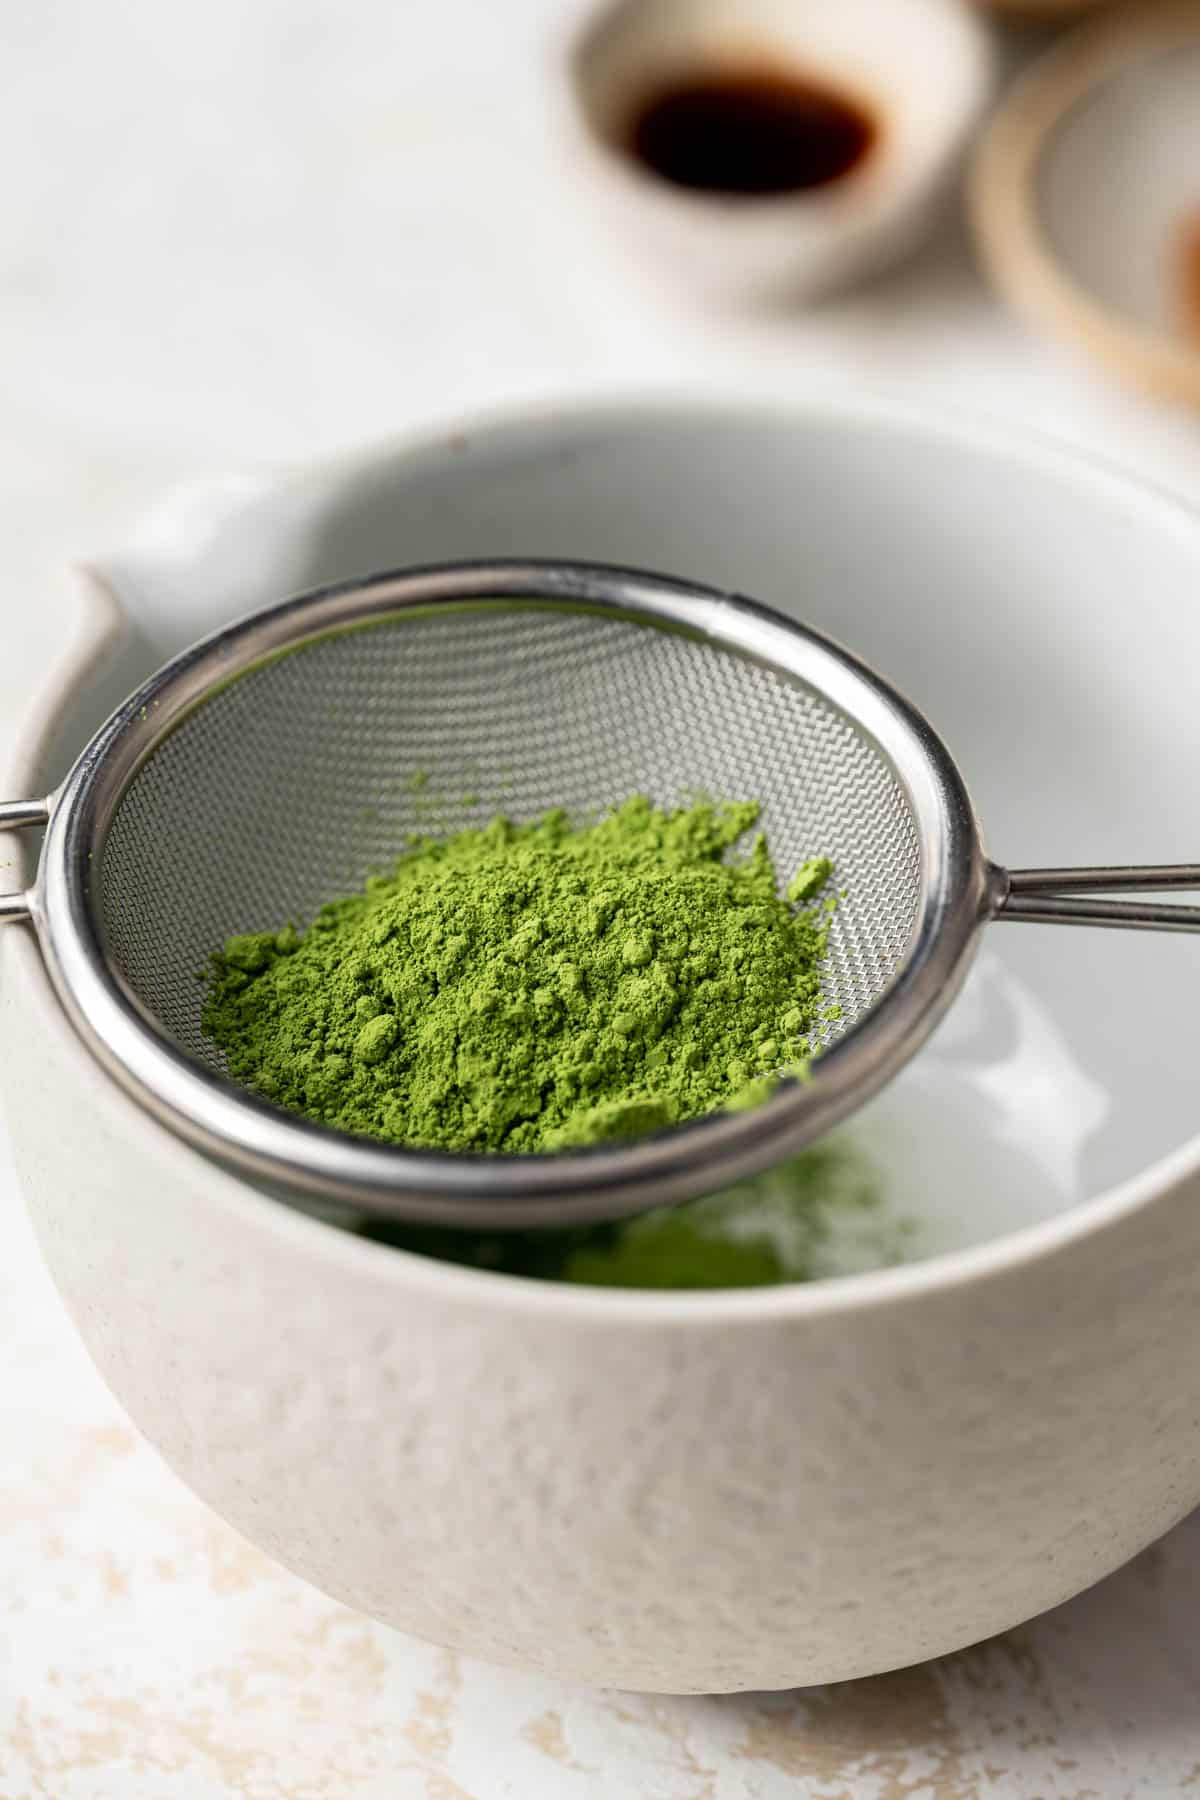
[29,560,990,1227]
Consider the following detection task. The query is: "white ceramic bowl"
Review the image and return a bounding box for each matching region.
[563,0,993,304]
[5,394,1200,1693]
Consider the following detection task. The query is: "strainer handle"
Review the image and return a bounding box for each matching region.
[0,798,49,923]
[995,864,1200,931]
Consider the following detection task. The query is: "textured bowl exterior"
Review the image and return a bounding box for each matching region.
[7,932,1200,1692]
[6,399,1200,1692]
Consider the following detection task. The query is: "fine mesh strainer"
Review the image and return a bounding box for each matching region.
[3,559,1199,1228]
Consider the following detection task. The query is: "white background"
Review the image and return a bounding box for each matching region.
[4,3,1200,1794]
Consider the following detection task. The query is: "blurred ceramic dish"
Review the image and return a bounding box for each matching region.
[564,0,993,304]
[976,0,1112,20]
[971,0,1200,406]
[5,394,1200,1693]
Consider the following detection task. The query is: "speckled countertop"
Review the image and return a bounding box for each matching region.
[5,4,1200,1795]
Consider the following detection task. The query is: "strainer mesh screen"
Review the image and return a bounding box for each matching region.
[97,608,922,1074]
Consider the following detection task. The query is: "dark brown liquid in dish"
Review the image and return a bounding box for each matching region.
[627,64,877,196]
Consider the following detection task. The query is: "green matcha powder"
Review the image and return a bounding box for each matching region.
[202,795,903,1286]
[202,796,834,1152]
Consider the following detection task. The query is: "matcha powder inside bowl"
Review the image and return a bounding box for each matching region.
[201,797,835,1155]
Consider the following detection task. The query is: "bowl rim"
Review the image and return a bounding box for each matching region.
[14,383,1200,1322]
[969,0,1200,408]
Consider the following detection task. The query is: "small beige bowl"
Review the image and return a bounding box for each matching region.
[976,0,1112,21]
[564,0,993,304]
[971,0,1200,405]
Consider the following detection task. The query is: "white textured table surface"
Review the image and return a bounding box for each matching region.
[5,4,1200,1796]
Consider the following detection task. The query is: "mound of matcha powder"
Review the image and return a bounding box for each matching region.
[201,796,834,1154]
